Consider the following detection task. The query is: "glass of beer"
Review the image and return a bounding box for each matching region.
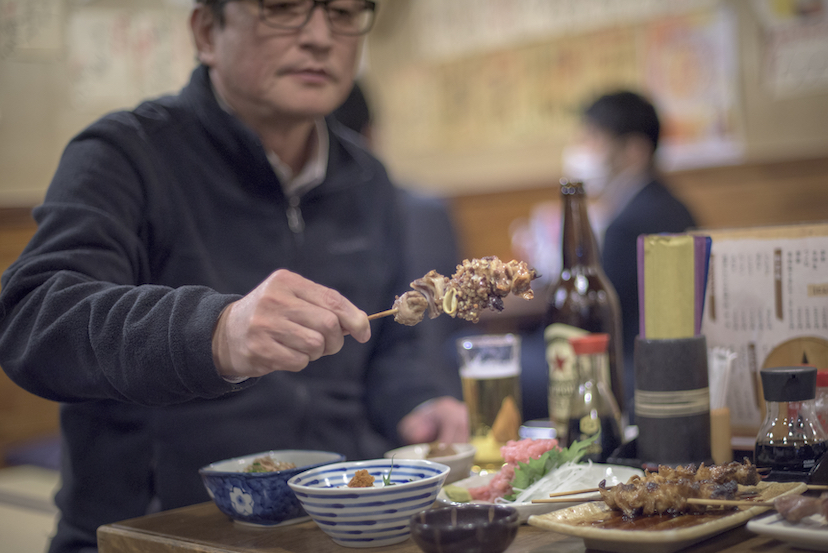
[457,334,522,471]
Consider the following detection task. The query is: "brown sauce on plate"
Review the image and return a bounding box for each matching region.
[575,510,737,531]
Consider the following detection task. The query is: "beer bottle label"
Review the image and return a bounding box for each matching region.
[544,323,588,424]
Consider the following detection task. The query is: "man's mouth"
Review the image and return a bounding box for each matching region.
[282,67,333,83]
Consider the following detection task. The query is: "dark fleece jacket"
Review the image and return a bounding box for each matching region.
[0,65,459,553]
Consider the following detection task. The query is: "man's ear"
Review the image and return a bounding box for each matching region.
[624,133,656,171]
[191,5,217,66]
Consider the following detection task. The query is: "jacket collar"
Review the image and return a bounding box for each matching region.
[181,65,374,198]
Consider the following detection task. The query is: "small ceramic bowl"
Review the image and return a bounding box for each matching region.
[199,450,344,527]
[384,443,476,484]
[288,458,450,548]
[410,504,519,553]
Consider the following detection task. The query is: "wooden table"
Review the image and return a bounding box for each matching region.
[97,501,811,553]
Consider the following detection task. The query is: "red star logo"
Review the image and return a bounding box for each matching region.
[553,354,567,372]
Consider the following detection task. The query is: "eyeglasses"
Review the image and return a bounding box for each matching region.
[257,0,377,35]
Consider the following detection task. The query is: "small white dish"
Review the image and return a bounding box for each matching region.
[747,511,828,551]
[383,443,475,484]
[436,463,643,524]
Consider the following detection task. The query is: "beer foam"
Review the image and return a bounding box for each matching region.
[460,361,520,379]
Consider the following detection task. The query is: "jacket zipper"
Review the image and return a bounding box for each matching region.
[287,194,305,237]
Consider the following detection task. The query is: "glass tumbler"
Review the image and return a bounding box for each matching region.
[457,334,522,471]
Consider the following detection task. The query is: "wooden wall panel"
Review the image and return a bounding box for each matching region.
[668,156,828,230]
[448,186,556,264]
[450,156,828,262]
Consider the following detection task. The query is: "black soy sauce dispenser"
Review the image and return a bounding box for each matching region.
[755,366,828,482]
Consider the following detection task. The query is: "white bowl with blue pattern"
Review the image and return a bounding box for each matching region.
[199,450,345,527]
[288,458,450,548]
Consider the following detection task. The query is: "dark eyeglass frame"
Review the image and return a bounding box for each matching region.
[257,0,377,36]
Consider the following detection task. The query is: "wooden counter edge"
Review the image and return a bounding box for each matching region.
[97,503,238,553]
[98,523,237,553]
[95,501,576,553]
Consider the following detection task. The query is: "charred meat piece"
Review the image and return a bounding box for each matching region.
[694,459,761,486]
[385,256,539,326]
[449,257,538,323]
[597,459,758,518]
[646,459,760,486]
[774,492,828,523]
[392,291,428,326]
[410,270,449,319]
[598,476,738,518]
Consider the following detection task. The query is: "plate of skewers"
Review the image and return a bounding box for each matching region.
[526,461,808,553]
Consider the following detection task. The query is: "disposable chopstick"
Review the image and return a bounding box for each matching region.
[534,495,808,508]
[685,498,775,508]
[807,484,828,491]
[546,487,600,498]
[532,497,777,506]
[533,497,778,507]
[532,494,602,504]
[367,308,398,321]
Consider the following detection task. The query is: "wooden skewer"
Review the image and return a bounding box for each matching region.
[367,308,398,321]
[532,496,778,507]
[546,487,601,498]
[685,498,775,508]
[536,489,827,512]
[535,495,792,507]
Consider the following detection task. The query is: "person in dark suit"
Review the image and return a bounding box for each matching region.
[563,90,697,414]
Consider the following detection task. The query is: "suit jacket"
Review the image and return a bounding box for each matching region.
[601,179,697,412]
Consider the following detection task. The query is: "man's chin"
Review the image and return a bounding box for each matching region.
[292,101,345,120]
[278,92,344,118]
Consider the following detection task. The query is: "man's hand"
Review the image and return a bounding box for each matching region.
[212,269,370,379]
[397,397,469,445]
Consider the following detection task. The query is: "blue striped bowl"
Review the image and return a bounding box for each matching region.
[288,459,450,548]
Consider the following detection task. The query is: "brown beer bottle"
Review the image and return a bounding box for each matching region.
[544,179,624,443]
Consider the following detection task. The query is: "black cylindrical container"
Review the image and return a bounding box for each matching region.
[634,335,712,466]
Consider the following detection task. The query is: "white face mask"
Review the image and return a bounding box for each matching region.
[561,145,612,197]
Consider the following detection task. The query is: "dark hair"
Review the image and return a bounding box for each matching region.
[331,81,372,135]
[583,91,661,150]
[195,0,229,25]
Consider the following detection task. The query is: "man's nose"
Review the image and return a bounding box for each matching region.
[299,4,334,45]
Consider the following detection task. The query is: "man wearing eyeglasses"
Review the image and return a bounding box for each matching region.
[0,1,467,551]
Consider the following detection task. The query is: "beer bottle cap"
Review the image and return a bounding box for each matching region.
[569,333,609,355]
[760,366,817,402]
